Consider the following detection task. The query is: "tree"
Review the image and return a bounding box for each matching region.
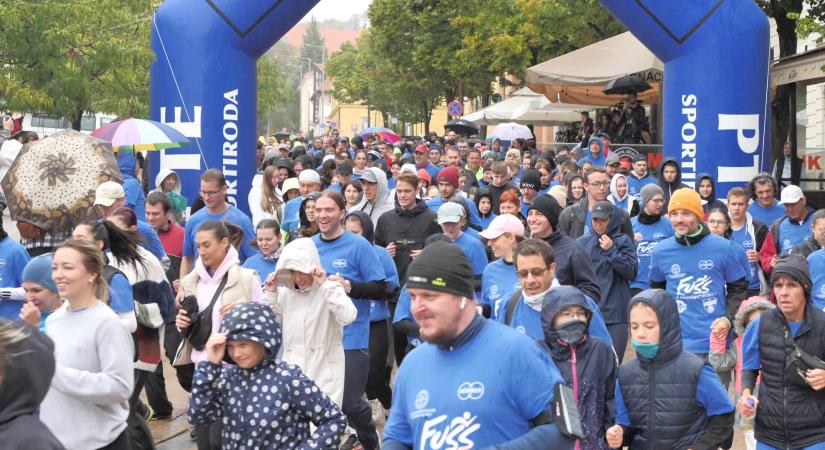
[257,54,291,134]
[300,18,327,65]
[0,0,158,130]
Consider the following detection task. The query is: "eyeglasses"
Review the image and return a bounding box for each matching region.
[200,189,224,197]
[517,267,548,279]
[557,310,588,321]
[588,181,610,188]
[708,219,729,226]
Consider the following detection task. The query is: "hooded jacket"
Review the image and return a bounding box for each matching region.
[617,290,734,450]
[474,188,497,230]
[188,303,348,449]
[656,157,688,208]
[374,198,441,285]
[117,148,146,220]
[577,136,607,167]
[353,167,395,227]
[0,320,64,450]
[540,291,616,450]
[267,238,357,406]
[608,173,640,217]
[695,173,726,219]
[558,193,634,241]
[153,169,188,219]
[576,218,638,324]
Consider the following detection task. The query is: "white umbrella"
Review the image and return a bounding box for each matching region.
[490,122,534,141]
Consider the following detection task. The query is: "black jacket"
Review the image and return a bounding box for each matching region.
[618,290,733,450]
[541,290,616,450]
[0,320,64,450]
[791,235,823,258]
[773,155,804,187]
[374,199,441,286]
[696,173,727,218]
[558,194,634,241]
[541,231,601,301]
[576,223,638,324]
[750,307,825,448]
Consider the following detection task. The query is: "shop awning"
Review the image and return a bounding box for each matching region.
[772,46,825,86]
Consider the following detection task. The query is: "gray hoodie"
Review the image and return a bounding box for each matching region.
[353,167,394,226]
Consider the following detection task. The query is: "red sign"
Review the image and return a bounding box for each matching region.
[806,155,822,171]
[447,101,464,117]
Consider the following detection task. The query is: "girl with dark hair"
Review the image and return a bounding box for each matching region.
[290,192,321,242]
[343,180,364,211]
[566,173,585,206]
[353,150,370,179]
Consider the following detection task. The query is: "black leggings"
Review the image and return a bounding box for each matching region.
[389,302,409,366]
[343,349,378,450]
[98,429,131,450]
[195,421,222,450]
[366,319,392,409]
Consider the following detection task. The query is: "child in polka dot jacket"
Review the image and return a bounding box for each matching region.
[187,302,347,449]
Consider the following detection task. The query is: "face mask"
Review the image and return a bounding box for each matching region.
[523,287,551,311]
[632,338,660,359]
[555,320,587,345]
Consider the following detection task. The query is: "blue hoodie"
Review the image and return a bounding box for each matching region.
[188,303,347,449]
[117,148,146,221]
[577,136,606,168]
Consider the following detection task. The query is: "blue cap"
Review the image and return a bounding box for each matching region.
[22,253,58,292]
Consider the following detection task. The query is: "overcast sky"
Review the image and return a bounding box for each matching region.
[301,0,372,22]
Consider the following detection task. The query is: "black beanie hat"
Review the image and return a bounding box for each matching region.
[529,195,562,229]
[520,169,542,190]
[771,253,813,299]
[406,241,475,298]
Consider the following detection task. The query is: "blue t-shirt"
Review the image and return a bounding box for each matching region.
[649,234,748,353]
[477,213,497,230]
[730,240,756,291]
[427,196,483,229]
[0,238,30,319]
[108,272,135,314]
[452,232,488,276]
[748,201,785,227]
[777,213,813,255]
[423,163,441,181]
[464,226,484,243]
[312,231,384,350]
[630,216,673,290]
[136,220,167,262]
[280,196,304,234]
[520,200,531,219]
[383,319,563,449]
[809,250,825,311]
[480,258,520,319]
[627,175,655,196]
[493,291,613,348]
[370,244,399,322]
[182,205,256,262]
[614,365,734,426]
[742,316,802,371]
[392,286,423,348]
[731,225,762,291]
[242,253,278,288]
[584,209,592,236]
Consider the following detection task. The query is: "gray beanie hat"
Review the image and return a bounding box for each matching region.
[640,184,664,208]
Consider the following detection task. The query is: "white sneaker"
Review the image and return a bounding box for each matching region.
[369,399,386,428]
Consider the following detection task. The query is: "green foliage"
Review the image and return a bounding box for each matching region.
[0,0,159,129]
[257,55,290,121]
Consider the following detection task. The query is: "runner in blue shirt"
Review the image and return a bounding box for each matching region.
[383,241,573,450]
[179,170,256,279]
[426,166,483,229]
[437,202,487,293]
[311,190,386,450]
[747,174,785,226]
[630,185,673,293]
[241,219,281,287]
[479,214,524,318]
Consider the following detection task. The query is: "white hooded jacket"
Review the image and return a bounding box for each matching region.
[266,238,357,406]
[353,167,395,227]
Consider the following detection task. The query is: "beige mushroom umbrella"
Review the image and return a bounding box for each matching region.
[2,130,122,234]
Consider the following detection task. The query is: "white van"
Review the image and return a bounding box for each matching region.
[20,112,117,137]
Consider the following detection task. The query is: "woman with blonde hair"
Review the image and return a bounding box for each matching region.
[40,239,134,449]
[250,164,283,227]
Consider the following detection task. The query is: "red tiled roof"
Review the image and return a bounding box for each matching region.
[281,25,361,54]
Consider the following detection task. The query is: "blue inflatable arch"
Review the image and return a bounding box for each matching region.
[149,0,320,215]
[599,0,771,194]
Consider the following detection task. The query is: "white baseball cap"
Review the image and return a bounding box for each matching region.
[298,169,321,185]
[779,185,805,205]
[437,202,466,225]
[94,181,125,207]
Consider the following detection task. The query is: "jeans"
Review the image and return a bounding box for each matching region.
[366,319,392,409]
[344,349,378,450]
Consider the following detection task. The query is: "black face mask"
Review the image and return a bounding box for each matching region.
[555,320,587,345]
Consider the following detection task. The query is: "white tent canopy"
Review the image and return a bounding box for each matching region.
[463,87,586,126]
[525,32,664,106]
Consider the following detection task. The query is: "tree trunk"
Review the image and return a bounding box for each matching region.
[422,100,431,136]
[382,111,389,128]
[70,109,83,131]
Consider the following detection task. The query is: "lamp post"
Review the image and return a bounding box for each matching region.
[304,43,327,136]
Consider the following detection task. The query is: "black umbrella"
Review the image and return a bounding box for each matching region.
[444,119,480,136]
[602,75,652,95]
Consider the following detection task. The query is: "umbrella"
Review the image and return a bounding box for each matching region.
[490,122,534,141]
[602,75,652,96]
[2,130,122,233]
[444,119,480,136]
[91,118,190,151]
[361,127,400,143]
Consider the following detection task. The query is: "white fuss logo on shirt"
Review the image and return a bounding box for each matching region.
[419,412,480,450]
[675,275,713,296]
